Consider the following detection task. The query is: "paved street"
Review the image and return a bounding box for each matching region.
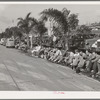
[0,45,100,91]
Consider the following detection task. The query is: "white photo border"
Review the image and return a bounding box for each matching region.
[0,1,99,99]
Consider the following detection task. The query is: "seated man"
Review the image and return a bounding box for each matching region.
[53,48,64,63]
[86,51,100,78]
[38,46,45,58]
[15,42,20,49]
[31,45,41,56]
[49,48,62,62]
[20,42,28,52]
[19,42,24,49]
[76,51,86,73]
[41,47,50,59]
[91,52,100,78]
[71,49,80,70]
[86,51,97,72]
[55,50,69,64]
[85,50,92,69]
[48,48,57,61]
[45,48,52,60]
[97,59,100,76]
[65,51,74,66]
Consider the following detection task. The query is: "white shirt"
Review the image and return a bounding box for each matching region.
[55,50,62,56]
[35,46,41,51]
[69,52,74,57]
[53,36,57,42]
[74,53,79,57]
[92,42,97,48]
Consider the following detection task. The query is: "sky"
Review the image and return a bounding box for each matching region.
[0,4,100,32]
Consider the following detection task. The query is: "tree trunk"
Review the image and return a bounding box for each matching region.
[65,42,69,50]
[19,35,22,43]
[30,35,33,49]
[65,36,69,50]
[26,34,30,49]
[39,35,42,46]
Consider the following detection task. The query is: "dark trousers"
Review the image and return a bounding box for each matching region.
[88,60,98,75]
[97,63,100,73]
[93,61,98,75]
[87,60,93,72]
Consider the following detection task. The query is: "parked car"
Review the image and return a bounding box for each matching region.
[2,38,7,46]
[0,38,6,45]
[6,38,15,48]
[0,38,3,45]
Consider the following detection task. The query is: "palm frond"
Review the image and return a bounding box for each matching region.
[17,17,24,21]
[25,12,31,19]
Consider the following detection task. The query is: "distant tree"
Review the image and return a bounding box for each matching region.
[67,25,92,49]
[76,25,91,34]
[0,32,6,39]
[17,12,37,48]
[9,27,23,41]
[68,14,79,31]
[5,28,13,38]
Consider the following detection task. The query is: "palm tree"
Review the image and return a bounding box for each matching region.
[17,12,38,48]
[62,8,79,49]
[40,8,79,50]
[40,8,69,49]
[30,20,47,46]
[62,8,79,50]
[40,8,68,36]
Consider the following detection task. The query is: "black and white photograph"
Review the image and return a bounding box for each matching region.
[0,1,100,92]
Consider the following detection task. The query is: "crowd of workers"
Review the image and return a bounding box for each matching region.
[29,45,100,79]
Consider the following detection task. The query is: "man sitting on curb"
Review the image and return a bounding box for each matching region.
[49,48,62,62]
[65,51,74,66]
[86,51,100,78]
[31,45,41,56]
[76,51,86,73]
[71,49,80,70]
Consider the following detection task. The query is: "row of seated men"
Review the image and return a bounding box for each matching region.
[31,45,100,78]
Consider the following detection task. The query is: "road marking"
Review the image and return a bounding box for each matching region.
[3,61,21,91]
